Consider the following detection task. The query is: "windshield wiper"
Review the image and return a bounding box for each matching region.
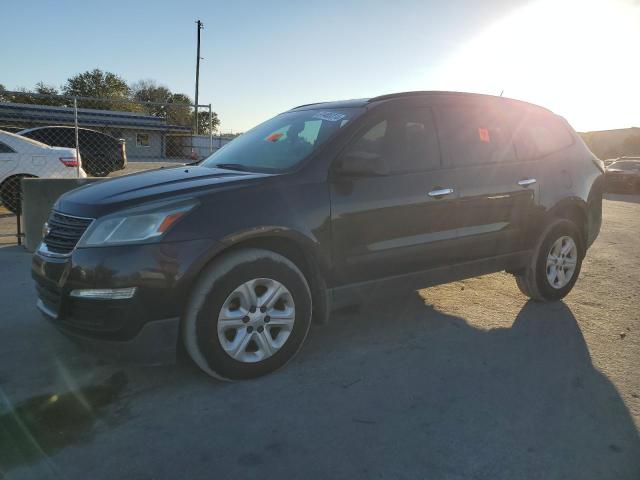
[213,163,252,172]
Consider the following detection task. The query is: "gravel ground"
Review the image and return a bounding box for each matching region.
[0,194,638,479]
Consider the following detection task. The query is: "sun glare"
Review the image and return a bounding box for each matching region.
[429,0,640,132]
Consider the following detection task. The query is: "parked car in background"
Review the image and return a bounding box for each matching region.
[32,91,603,380]
[0,130,85,213]
[605,157,640,192]
[18,126,126,177]
[0,126,26,133]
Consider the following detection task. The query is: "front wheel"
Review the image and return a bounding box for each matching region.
[515,219,584,302]
[182,248,312,380]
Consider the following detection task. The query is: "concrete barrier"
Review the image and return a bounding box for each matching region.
[22,178,103,252]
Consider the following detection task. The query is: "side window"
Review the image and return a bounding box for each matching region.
[347,120,387,162]
[81,131,109,150]
[342,108,440,174]
[437,105,516,167]
[511,111,574,160]
[0,141,15,153]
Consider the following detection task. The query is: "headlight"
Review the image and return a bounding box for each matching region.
[78,198,199,247]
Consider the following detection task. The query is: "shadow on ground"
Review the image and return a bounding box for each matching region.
[2,289,639,479]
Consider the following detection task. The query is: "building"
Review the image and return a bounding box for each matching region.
[0,101,192,160]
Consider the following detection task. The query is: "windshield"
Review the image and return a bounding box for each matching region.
[201,108,361,172]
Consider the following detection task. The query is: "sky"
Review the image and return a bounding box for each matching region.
[1,0,638,133]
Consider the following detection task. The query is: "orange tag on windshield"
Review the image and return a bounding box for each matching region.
[266,132,283,142]
[478,128,490,143]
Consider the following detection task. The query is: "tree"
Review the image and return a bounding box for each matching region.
[166,93,194,127]
[131,80,193,123]
[63,68,130,98]
[194,110,220,134]
[63,69,140,111]
[32,82,67,106]
[131,79,172,104]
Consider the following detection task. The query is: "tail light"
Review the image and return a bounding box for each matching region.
[59,157,79,167]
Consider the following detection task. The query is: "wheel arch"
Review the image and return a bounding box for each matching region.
[182,229,331,327]
[0,173,38,213]
[547,198,588,250]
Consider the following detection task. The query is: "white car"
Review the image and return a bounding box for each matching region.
[0,130,86,213]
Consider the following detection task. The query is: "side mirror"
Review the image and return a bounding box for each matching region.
[333,153,389,177]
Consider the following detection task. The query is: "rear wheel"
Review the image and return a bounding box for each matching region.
[182,248,312,380]
[515,219,584,302]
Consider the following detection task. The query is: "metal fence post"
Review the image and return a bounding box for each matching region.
[73,97,80,177]
[209,104,213,153]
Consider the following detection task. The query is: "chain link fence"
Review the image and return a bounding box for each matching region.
[0,91,230,244]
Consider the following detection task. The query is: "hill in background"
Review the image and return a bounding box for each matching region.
[580,127,640,160]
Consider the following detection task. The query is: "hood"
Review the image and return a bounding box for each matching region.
[55,165,272,218]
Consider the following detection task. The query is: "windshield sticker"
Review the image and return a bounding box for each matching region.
[478,127,491,143]
[312,111,347,122]
[265,132,284,142]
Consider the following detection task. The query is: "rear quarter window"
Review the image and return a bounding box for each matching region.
[26,128,75,147]
[511,111,574,160]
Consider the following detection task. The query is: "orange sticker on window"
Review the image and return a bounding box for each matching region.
[478,127,490,143]
[265,132,284,142]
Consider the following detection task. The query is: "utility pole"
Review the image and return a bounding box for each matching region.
[194,19,204,134]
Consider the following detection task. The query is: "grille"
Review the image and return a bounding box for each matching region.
[43,211,93,255]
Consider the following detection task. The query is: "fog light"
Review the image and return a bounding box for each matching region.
[70,287,137,300]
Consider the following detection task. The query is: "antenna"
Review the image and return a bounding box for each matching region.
[499,89,504,97]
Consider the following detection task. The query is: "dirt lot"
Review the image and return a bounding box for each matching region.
[0,195,639,479]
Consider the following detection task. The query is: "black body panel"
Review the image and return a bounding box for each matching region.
[32,91,603,354]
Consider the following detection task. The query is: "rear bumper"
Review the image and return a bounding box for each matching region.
[584,174,604,249]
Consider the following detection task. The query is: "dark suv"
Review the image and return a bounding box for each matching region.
[19,126,127,177]
[32,91,604,380]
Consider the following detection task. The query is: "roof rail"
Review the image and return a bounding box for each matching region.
[368,91,441,102]
[368,90,553,113]
[291,102,324,110]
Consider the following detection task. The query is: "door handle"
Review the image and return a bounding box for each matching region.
[428,187,454,198]
[518,178,537,187]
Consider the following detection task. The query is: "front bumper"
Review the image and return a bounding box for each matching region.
[32,238,216,363]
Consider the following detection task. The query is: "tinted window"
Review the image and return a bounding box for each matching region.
[344,108,440,174]
[437,105,516,167]
[81,130,114,145]
[510,111,574,160]
[24,128,75,147]
[0,141,15,153]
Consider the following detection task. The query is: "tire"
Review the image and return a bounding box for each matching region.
[87,170,110,178]
[515,219,584,302]
[182,248,312,380]
[0,175,35,214]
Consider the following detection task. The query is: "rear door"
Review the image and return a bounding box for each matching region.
[434,102,539,262]
[329,105,462,285]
